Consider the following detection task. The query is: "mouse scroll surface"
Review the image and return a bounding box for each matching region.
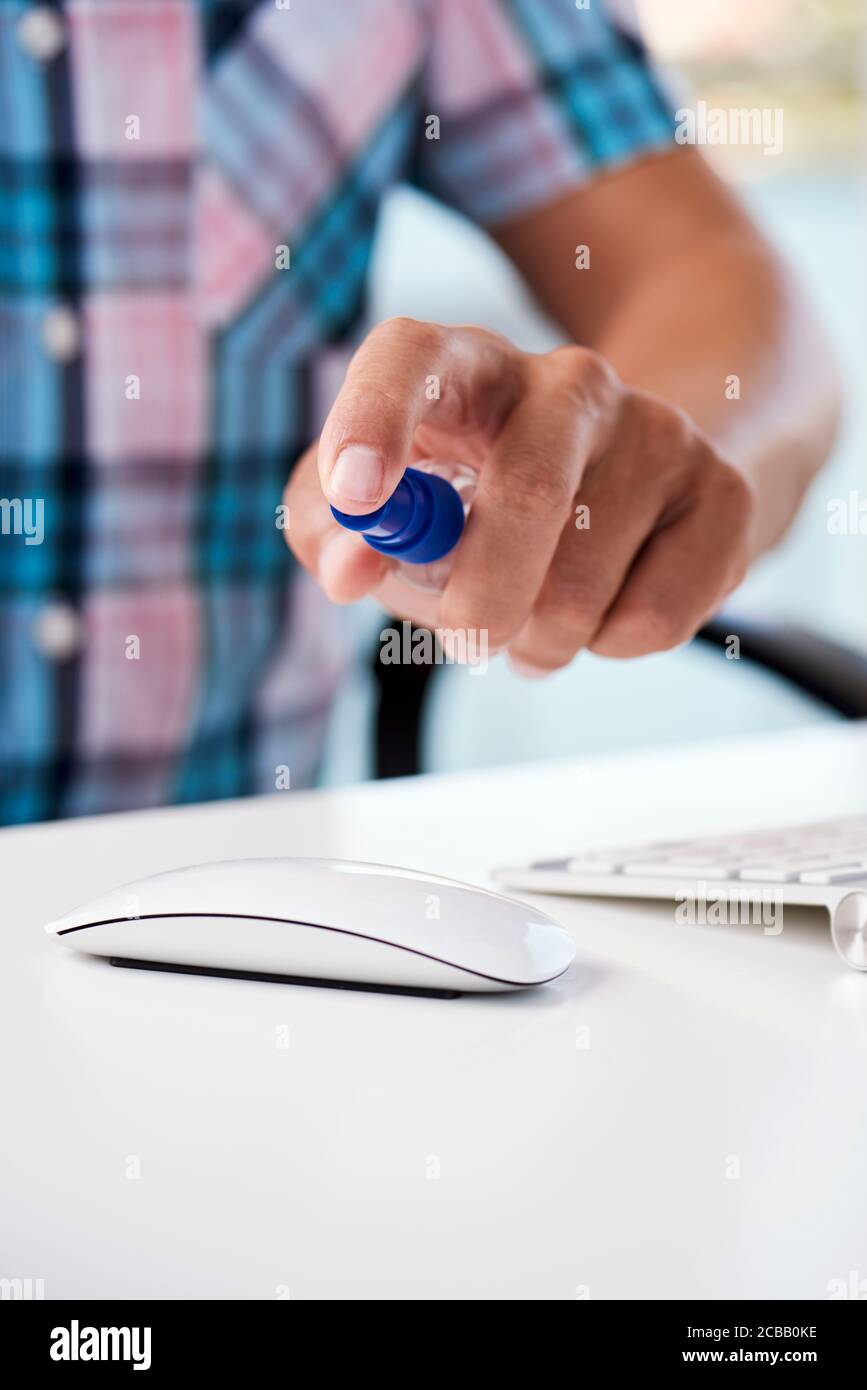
[44,858,576,994]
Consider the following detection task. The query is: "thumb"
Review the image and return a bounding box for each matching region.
[318,318,518,513]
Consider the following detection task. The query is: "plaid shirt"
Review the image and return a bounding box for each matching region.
[0,0,674,825]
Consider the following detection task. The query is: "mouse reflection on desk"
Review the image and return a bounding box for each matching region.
[44,858,576,999]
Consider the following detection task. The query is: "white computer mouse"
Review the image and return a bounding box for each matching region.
[44,858,576,997]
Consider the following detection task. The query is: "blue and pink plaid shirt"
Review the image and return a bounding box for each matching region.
[0,0,674,824]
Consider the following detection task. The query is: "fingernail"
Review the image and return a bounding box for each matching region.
[509,656,551,680]
[328,446,383,504]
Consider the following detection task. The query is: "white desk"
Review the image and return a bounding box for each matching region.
[3,723,867,1300]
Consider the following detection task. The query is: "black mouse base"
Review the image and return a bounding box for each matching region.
[109,956,462,1000]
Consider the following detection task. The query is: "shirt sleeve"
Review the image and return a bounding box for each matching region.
[411,0,677,226]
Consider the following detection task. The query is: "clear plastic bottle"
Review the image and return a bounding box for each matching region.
[330,457,477,593]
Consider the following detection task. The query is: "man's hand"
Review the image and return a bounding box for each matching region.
[283,316,756,671]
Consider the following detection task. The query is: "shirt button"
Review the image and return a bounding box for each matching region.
[17,7,67,62]
[41,306,81,362]
[33,602,82,662]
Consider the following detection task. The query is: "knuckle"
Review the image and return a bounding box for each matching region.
[334,381,403,423]
[713,460,757,524]
[509,647,571,675]
[438,599,509,652]
[617,598,694,654]
[725,552,750,594]
[368,315,446,359]
[649,603,695,650]
[327,383,411,456]
[494,457,575,524]
[626,391,691,451]
[516,631,576,672]
[540,574,610,639]
[548,344,618,403]
[464,323,512,356]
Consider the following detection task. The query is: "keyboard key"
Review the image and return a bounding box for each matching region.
[799,864,867,884]
[740,857,856,880]
[645,841,694,850]
[738,866,799,882]
[785,857,858,872]
[664,850,739,861]
[566,859,621,875]
[622,862,735,879]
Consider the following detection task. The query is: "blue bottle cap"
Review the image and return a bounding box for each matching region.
[330,466,465,565]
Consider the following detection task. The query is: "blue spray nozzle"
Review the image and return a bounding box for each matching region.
[330,466,465,565]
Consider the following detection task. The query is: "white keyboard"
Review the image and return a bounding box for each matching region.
[494,815,867,971]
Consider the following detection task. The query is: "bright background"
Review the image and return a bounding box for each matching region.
[323,0,865,783]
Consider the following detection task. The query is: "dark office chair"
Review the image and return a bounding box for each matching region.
[371,614,867,779]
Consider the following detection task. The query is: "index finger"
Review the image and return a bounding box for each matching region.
[440,352,612,648]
